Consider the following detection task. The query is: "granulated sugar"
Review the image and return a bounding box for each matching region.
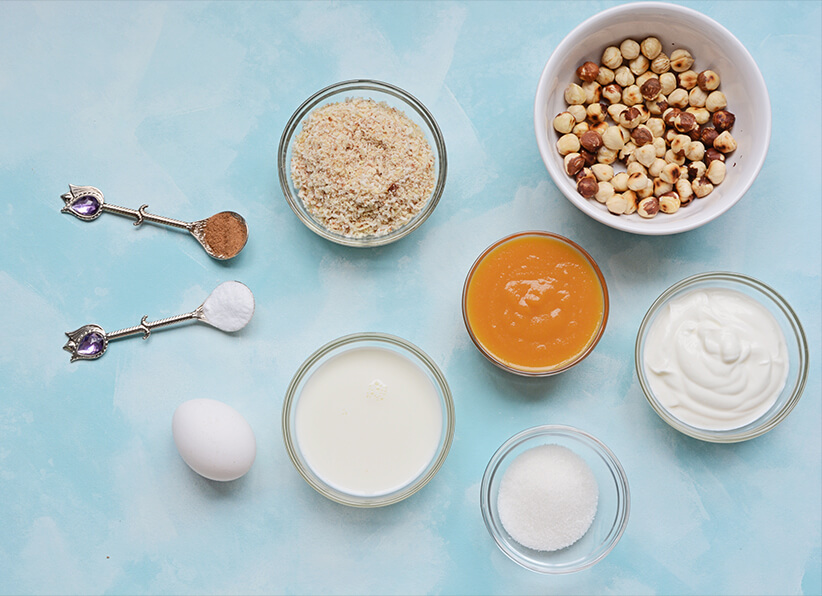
[290,97,435,238]
[497,444,598,552]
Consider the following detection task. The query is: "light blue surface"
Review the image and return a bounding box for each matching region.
[1,1,820,594]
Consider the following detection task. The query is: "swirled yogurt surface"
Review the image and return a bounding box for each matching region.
[644,288,789,430]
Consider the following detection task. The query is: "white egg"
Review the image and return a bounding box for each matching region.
[172,398,256,481]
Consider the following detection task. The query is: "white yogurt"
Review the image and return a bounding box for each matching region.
[295,346,443,497]
[644,288,789,430]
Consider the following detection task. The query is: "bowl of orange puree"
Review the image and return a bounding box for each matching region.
[462,232,609,376]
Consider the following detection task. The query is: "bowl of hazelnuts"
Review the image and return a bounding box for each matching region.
[534,2,770,235]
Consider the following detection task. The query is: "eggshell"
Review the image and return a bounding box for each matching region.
[172,398,256,481]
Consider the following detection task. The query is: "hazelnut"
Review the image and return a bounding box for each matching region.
[649,157,667,178]
[707,160,727,185]
[651,52,670,74]
[620,141,637,162]
[586,102,607,123]
[623,190,639,214]
[713,130,737,153]
[676,178,694,204]
[576,61,600,83]
[712,110,736,132]
[697,70,720,92]
[671,133,691,156]
[606,194,628,215]
[568,104,587,123]
[556,133,580,155]
[596,146,619,165]
[670,48,694,72]
[564,153,585,176]
[658,191,681,213]
[582,80,602,104]
[573,121,590,137]
[631,125,654,146]
[596,66,615,86]
[614,66,635,87]
[640,36,662,60]
[688,160,707,180]
[646,117,665,138]
[692,176,714,198]
[677,70,698,90]
[580,149,597,167]
[637,196,660,218]
[705,148,725,165]
[577,176,599,199]
[705,90,728,112]
[607,102,627,121]
[629,54,650,76]
[653,136,667,158]
[684,140,706,162]
[688,87,708,108]
[668,88,689,109]
[622,84,643,106]
[636,178,654,199]
[673,111,698,133]
[700,127,719,146]
[636,71,658,87]
[575,167,595,183]
[660,162,682,184]
[626,161,647,176]
[665,148,686,166]
[612,172,629,192]
[580,130,604,153]
[635,144,657,167]
[653,178,673,197]
[591,121,609,136]
[602,46,623,69]
[628,171,649,191]
[687,107,711,125]
[618,107,642,129]
[564,83,586,105]
[591,164,614,181]
[620,38,641,60]
[646,96,669,115]
[640,78,662,100]
[553,112,576,134]
[686,127,702,142]
[595,181,615,203]
[659,72,677,95]
[635,104,651,123]
[601,126,625,150]
[602,83,623,104]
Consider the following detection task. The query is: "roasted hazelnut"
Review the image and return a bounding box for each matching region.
[697,69,720,92]
[646,96,669,115]
[627,171,649,192]
[676,178,694,204]
[612,172,629,192]
[568,104,587,123]
[677,70,698,90]
[700,126,719,146]
[646,117,665,138]
[660,162,682,184]
[712,110,736,131]
[564,83,586,105]
[637,196,660,218]
[673,111,698,133]
[630,125,653,146]
[576,61,600,83]
[606,194,628,215]
[575,167,595,183]
[557,133,580,155]
[623,190,639,214]
[688,160,707,180]
[640,77,662,101]
[658,191,681,213]
[573,121,590,137]
[707,160,727,185]
[602,46,623,69]
[636,71,658,87]
[591,121,609,136]
[653,178,673,197]
[668,88,689,109]
[663,127,678,145]
[579,130,604,153]
[606,102,627,121]
[684,140,706,162]
[596,146,619,165]
[713,130,737,153]
[591,164,614,181]
[596,66,616,86]
[614,66,635,87]
[659,72,677,95]
[553,112,576,134]
[651,52,670,74]
[622,84,643,106]
[635,144,657,167]
[687,106,711,125]
[586,102,607,123]
[692,176,714,198]
[688,87,708,108]
[649,157,667,178]
[670,49,694,72]
[581,149,597,167]
[629,54,650,76]
[618,107,642,129]
[577,176,599,198]
[620,38,641,60]
[635,104,651,123]
[671,133,691,156]
[705,147,725,165]
[665,148,686,166]
[595,181,615,203]
[601,125,625,150]
[705,90,728,112]
[626,161,647,176]
[640,36,662,60]
[564,153,585,176]
[602,83,623,104]
[653,136,667,158]
[636,178,654,199]
[582,80,602,104]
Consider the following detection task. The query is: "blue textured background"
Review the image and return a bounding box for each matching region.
[1,1,819,594]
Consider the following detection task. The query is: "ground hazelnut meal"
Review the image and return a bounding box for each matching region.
[291,98,436,238]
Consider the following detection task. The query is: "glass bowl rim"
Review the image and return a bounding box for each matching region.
[282,331,455,507]
[634,271,809,443]
[461,231,610,377]
[480,424,631,574]
[277,78,448,248]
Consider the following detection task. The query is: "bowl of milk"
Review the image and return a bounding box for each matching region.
[282,332,455,507]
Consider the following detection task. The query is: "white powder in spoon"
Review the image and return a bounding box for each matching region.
[200,281,255,333]
[498,444,598,552]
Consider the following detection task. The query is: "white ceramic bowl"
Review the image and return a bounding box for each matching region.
[534,2,771,235]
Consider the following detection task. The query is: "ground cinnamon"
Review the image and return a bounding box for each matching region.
[203,212,247,258]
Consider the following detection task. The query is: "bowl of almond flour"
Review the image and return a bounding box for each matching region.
[278,79,447,247]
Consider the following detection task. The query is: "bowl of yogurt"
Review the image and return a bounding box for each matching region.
[635,272,809,442]
[282,333,454,507]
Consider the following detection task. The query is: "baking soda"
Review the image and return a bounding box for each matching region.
[201,281,255,332]
[498,444,598,552]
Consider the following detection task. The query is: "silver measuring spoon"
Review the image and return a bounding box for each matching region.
[63,281,255,362]
[61,185,248,260]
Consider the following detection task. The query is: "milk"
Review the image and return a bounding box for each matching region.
[295,346,443,496]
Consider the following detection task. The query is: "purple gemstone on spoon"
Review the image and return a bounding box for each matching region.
[77,332,105,356]
[71,195,101,217]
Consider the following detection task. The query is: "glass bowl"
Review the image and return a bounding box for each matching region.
[278,79,447,247]
[635,272,809,442]
[480,425,630,574]
[282,332,455,507]
[462,231,609,377]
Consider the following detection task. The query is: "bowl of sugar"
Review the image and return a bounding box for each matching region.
[282,333,455,507]
[480,425,629,573]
